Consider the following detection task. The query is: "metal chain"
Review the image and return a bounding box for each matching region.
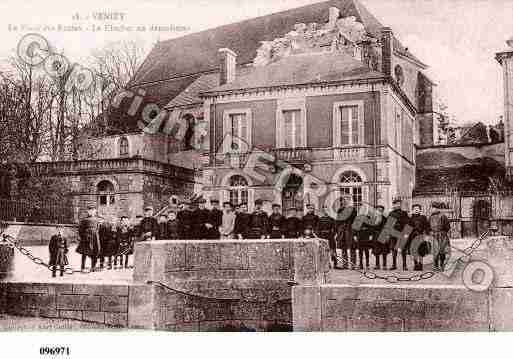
[332,230,489,284]
[2,233,83,274]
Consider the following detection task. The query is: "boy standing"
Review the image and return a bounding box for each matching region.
[49,226,68,277]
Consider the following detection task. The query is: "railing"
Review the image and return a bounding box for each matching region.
[204,145,383,168]
[0,199,75,224]
[29,157,195,181]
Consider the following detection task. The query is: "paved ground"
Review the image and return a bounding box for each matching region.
[1,238,484,286]
[2,244,133,284]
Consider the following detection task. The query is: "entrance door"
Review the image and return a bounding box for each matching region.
[282,174,303,212]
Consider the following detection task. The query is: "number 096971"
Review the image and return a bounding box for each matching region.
[40,347,70,356]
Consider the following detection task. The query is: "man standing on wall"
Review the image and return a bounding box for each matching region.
[139,206,159,241]
[177,200,194,239]
[234,202,250,239]
[268,203,286,239]
[247,199,269,239]
[302,204,319,237]
[77,204,101,273]
[193,198,211,239]
[209,199,223,239]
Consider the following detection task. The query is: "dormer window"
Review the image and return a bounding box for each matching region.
[119,137,129,157]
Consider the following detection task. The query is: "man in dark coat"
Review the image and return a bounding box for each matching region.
[283,207,303,238]
[429,203,451,271]
[234,203,250,239]
[371,205,388,270]
[139,206,159,241]
[167,211,180,240]
[302,204,319,237]
[268,203,285,239]
[408,204,431,271]
[116,215,134,269]
[317,205,336,267]
[336,197,357,269]
[177,201,194,239]
[49,227,68,277]
[388,199,411,271]
[99,219,117,270]
[209,199,223,239]
[77,205,101,272]
[247,199,269,239]
[193,198,211,239]
[156,213,169,240]
[354,213,375,270]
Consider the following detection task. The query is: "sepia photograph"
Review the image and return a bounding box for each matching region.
[0,0,512,351]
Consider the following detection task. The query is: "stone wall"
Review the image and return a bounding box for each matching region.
[0,283,130,327]
[130,238,330,331]
[292,284,513,331]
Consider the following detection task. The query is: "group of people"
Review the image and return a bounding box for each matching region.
[49,196,451,276]
[327,198,451,272]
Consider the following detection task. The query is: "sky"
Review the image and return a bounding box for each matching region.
[0,0,511,125]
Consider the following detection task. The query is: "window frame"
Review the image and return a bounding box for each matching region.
[332,100,365,147]
[276,98,307,149]
[222,108,252,153]
[119,136,129,157]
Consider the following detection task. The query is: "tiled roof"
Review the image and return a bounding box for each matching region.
[130,0,389,87]
[165,73,220,109]
[112,0,424,131]
[204,52,384,94]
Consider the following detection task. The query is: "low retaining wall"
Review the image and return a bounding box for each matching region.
[130,239,330,331]
[0,282,131,327]
[293,284,495,331]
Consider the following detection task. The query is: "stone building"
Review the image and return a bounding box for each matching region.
[117,0,438,212]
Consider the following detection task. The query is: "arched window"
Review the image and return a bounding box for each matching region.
[228,175,248,206]
[339,170,363,209]
[119,137,129,157]
[97,180,115,206]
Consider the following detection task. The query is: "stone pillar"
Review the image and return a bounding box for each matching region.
[496,40,513,176]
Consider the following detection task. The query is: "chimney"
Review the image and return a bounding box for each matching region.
[381,27,393,77]
[218,48,237,85]
[328,7,340,27]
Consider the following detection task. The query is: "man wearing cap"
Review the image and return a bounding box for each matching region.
[99,218,116,270]
[283,207,303,239]
[193,198,211,239]
[429,202,451,271]
[247,199,269,239]
[371,205,389,270]
[77,205,101,272]
[219,202,236,239]
[167,211,180,240]
[335,196,357,270]
[139,206,159,241]
[302,204,319,237]
[317,205,337,267]
[388,199,411,271]
[234,202,250,239]
[156,213,169,240]
[115,215,134,269]
[177,200,194,239]
[268,204,286,239]
[209,199,223,239]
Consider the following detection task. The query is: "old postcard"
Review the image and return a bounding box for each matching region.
[0,0,512,348]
